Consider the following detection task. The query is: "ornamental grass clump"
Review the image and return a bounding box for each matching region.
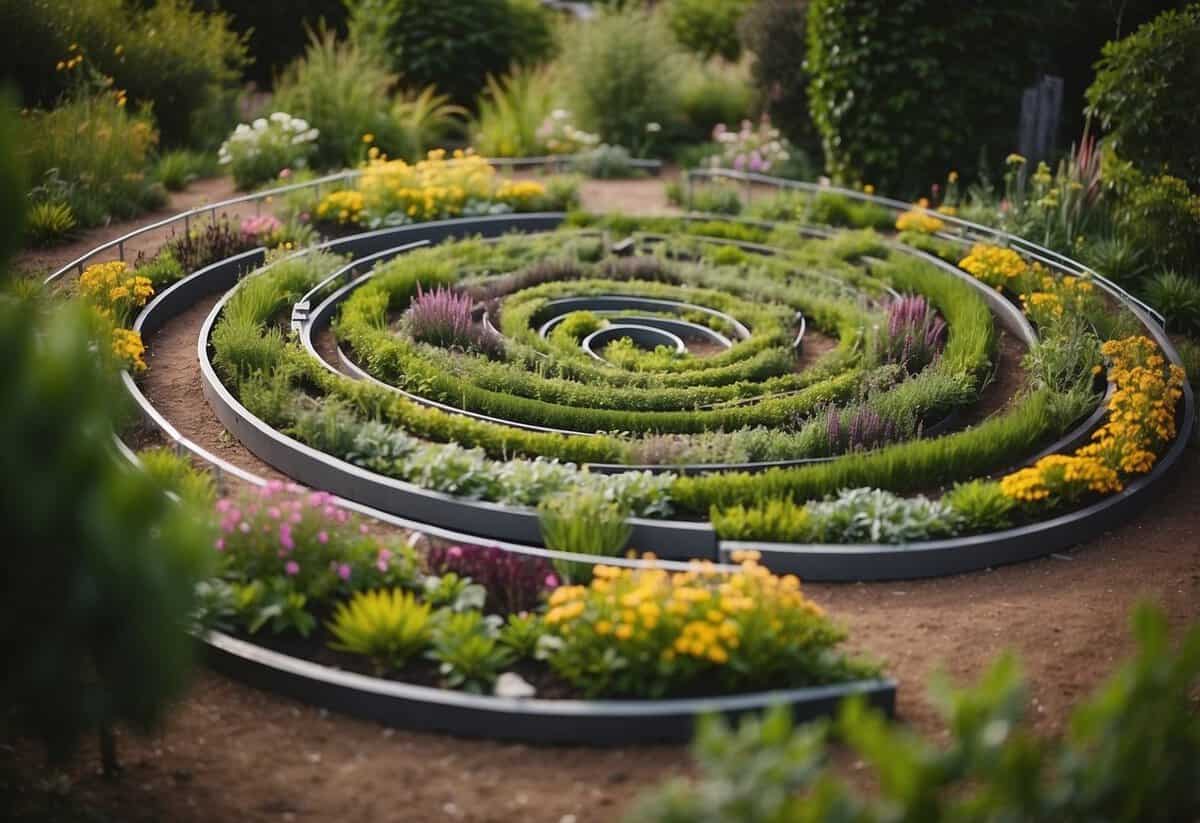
[540,553,874,698]
[872,295,946,375]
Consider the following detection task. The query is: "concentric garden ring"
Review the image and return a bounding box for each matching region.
[176,212,1190,581]
[88,168,1188,741]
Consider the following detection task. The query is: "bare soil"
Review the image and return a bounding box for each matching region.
[5,174,1199,823]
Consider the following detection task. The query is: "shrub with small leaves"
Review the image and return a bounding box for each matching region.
[427,610,513,692]
[943,480,1016,532]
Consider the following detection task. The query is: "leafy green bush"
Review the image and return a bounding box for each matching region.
[666,0,751,62]
[346,0,555,105]
[539,488,632,582]
[570,144,640,179]
[427,610,513,692]
[0,0,249,147]
[737,0,815,151]
[1111,168,1200,275]
[559,8,684,149]
[805,0,1046,194]
[629,604,1200,823]
[1085,4,1200,185]
[807,486,962,543]
[678,61,755,141]
[154,149,218,191]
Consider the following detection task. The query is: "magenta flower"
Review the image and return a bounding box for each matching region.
[337,563,352,581]
[279,524,295,552]
[214,538,225,551]
[317,531,329,544]
[545,574,560,589]
[285,561,300,576]
[376,548,393,573]
[448,546,464,559]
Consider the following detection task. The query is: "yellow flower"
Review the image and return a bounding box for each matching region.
[362,133,375,144]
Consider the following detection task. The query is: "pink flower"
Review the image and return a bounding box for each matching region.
[279,168,292,179]
[376,549,393,573]
[336,563,351,581]
[214,538,225,551]
[216,499,232,513]
[317,531,328,544]
[544,574,560,589]
[285,561,300,576]
[279,524,295,552]
[448,546,463,559]
[239,522,251,534]
[359,524,370,535]
[267,506,281,520]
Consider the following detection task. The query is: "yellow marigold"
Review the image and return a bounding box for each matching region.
[958,243,1029,290]
[895,207,945,234]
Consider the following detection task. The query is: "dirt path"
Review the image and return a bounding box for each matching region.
[6,173,1199,823]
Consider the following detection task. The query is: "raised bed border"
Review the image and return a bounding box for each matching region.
[204,629,895,744]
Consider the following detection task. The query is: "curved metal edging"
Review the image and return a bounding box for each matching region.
[537,295,753,341]
[582,324,688,359]
[204,629,894,744]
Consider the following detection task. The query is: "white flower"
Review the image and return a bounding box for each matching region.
[269,111,289,124]
[645,122,661,133]
[234,123,250,135]
[252,118,267,131]
[551,109,568,121]
[291,117,310,133]
[493,672,536,699]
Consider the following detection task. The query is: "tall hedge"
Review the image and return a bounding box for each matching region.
[805,0,1047,196]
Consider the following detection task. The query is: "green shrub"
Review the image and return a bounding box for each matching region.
[666,0,751,62]
[686,183,743,215]
[631,604,1200,823]
[559,8,684,149]
[346,0,555,105]
[944,479,1015,532]
[135,250,186,288]
[1143,271,1200,335]
[808,192,894,230]
[1085,4,1200,185]
[24,201,77,247]
[0,0,249,147]
[737,0,816,152]
[154,149,217,191]
[806,0,1046,195]
[1077,234,1148,285]
[807,486,962,543]
[427,610,513,692]
[570,144,640,179]
[678,61,755,142]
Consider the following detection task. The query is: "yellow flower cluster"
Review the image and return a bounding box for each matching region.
[895,207,945,234]
[315,190,365,225]
[316,149,547,227]
[494,180,546,211]
[958,243,1029,291]
[111,327,147,372]
[1019,274,1096,328]
[78,260,154,325]
[544,552,825,684]
[1002,336,1184,505]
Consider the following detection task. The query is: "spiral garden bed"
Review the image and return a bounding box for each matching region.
[57,165,1193,743]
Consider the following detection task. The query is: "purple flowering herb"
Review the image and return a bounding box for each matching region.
[877,295,947,374]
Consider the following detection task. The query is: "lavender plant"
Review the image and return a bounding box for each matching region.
[873,295,947,374]
[404,284,502,356]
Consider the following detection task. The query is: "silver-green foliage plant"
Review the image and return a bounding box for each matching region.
[807,487,962,544]
[628,604,1200,823]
